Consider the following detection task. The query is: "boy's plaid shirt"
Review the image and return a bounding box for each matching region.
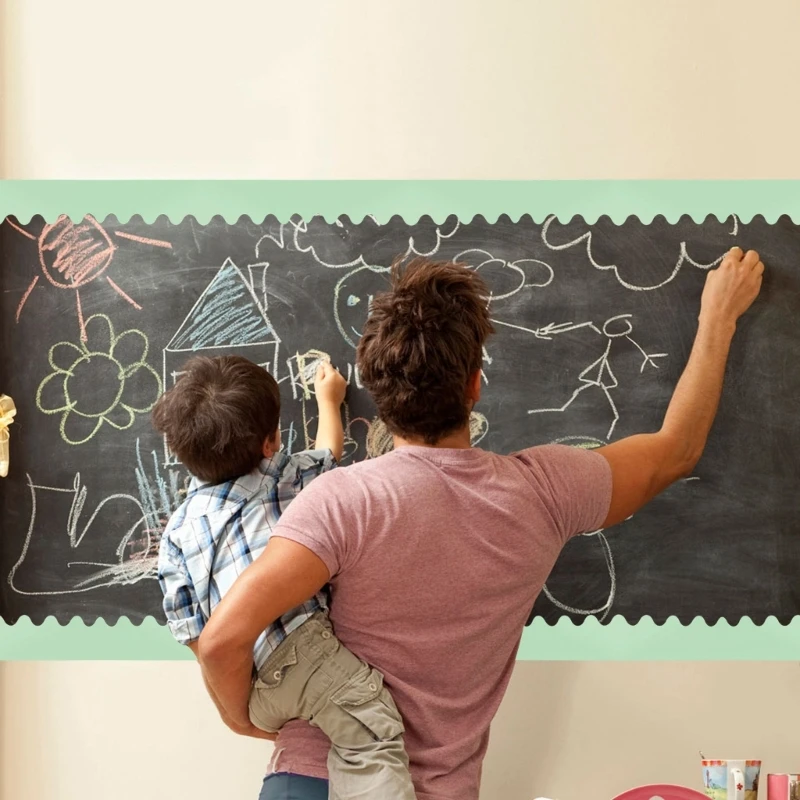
[157,449,335,669]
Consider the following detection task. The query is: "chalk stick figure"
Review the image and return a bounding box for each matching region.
[527,314,666,439]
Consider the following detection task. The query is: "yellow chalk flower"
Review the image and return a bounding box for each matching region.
[37,314,162,446]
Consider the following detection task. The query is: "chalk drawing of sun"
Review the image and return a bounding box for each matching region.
[6,215,172,342]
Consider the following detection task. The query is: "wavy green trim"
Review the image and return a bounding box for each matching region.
[2,617,799,660]
[1,179,800,223]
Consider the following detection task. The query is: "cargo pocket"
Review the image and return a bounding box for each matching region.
[253,644,299,691]
[328,667,405,742]
[249,645,299,732]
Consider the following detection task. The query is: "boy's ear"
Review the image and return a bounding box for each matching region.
[262,428,281,459]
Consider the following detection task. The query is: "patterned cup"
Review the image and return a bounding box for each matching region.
[701,760,762,800]
[767,774,800,800]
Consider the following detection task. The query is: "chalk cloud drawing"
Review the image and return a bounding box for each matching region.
[291,215,461,270]
[454,248,554,301]
[453,247,556,383]
[540,214,739,292]
[162,257,281,465]
[7,215,172,342]
[252,219,292,263]
[290,216,461,349]
[36,314,162,446]
[7,439,188,595]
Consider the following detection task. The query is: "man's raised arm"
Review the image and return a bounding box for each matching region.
[597,246,764,528]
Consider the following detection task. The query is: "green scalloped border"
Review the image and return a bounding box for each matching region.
[2,178,800,223]
[2,178,800,660]
[1,618,800,661]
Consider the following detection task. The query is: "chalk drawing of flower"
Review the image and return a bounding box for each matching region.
[36,314,162,445]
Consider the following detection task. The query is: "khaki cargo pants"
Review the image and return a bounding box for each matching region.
[249,611,417,800]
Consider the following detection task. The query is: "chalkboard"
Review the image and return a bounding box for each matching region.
[2,212,799,625]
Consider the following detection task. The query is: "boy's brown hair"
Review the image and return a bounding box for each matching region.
[152,355,280,484]
[357,257,494,445]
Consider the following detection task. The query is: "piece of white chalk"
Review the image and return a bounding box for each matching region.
[0,395,17,478]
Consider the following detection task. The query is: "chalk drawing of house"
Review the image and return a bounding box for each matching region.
[162,257,281,465]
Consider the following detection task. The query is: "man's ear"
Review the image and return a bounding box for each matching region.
[466,369,482,407]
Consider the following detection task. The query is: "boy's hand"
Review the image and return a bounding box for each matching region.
[313,362,346,460]
[315,362,347,407]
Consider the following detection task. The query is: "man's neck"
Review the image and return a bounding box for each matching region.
[392,427,472,451]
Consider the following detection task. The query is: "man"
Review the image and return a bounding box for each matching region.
[198,247,763,800]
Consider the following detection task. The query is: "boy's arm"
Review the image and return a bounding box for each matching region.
[159,533,272,740]
[158,534,206,645]
[312,362,347,462]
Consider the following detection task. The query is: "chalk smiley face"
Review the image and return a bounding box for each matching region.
[334,264,391,348]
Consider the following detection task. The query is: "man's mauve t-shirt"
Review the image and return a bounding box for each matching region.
[271,443,612,800]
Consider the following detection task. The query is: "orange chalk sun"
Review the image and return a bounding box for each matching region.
[7,215,172,341]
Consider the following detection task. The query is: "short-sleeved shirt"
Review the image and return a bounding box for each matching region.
[269,444,612,800]
[157,449,335,669]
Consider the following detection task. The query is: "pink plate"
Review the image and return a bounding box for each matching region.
[612,785,708,800]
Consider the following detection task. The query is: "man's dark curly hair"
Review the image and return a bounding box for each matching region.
[357,258,494,444]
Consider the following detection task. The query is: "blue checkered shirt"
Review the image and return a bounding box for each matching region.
[157,449,335,670]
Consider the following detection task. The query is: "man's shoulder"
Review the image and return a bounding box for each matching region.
[274,459,371,519]
[314,452,401,488]
[509,442,597,467]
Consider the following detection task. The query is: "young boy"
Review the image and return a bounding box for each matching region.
[154,355,416,800]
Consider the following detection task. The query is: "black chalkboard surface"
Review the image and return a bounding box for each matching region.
[1,213,799,625]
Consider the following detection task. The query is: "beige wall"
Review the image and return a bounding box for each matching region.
[4,0,800,179]
[3,1,800,798]
[3,661,800,799]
